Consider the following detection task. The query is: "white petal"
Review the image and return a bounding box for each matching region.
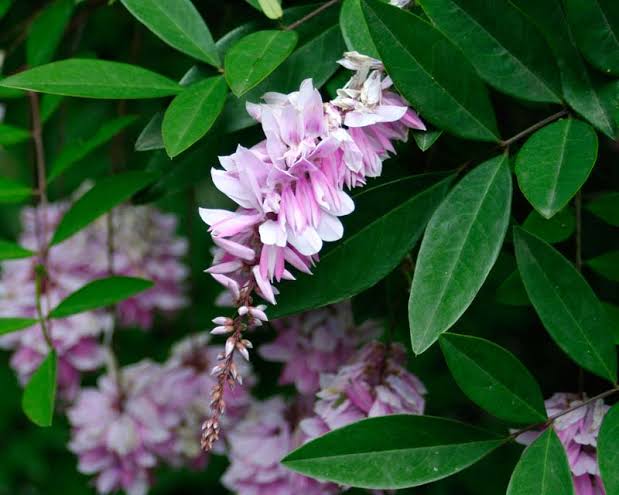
[317,214,344,242]
[287,226,323,256]
[259,220,287,247]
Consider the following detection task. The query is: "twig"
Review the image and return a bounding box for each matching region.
[499,109,568,148]
[285,0,340,31]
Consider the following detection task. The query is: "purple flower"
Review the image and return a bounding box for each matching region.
[259,302,381,394]
[516,393,609,495]
[300,342,426,437]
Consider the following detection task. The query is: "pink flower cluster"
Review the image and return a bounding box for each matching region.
[517,393,609,495]
[68,332,253,495]
[0,195,188,399]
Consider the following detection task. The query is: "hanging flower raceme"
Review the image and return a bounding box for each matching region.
[300,341,427,437]
[516,393,609,495]
[259,302,381,395]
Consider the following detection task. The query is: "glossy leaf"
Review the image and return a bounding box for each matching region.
[586,192,619,227]
[598,403,619,494]
[419,0,561,103]
[225,30,298,97]
[0,59,180,99]
[26,0,73,67]
[523,208,575,244]
[271,174,452,318]
[0,0,13,20]
[0,317,37,336]
[409,155,512,354]
[0,123,30,145]
[507,428,575,495]
[586,251,619,282]
[0,239,34,260]
[162,76,227,157]
[283,415,504,489]
[413,128,442,152]
[496,270,529,306]
[362,0,499,142]
[565,0,619,76]
[48,115,137,182]
[440,333,546,424]
[135,112,164,151]
[514,227,617,382]
[22,351,57,427]
[49,276,154,318]
[120,0,220,67]
[0,177,32,203]
[515,119,598,219]
[51,172,157,245]
[40,94,64,123]
[340,0,380,58]
[604,303,619,344]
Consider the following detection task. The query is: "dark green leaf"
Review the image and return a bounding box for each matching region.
[216,21,262,60]
[362,0,499,142]
[409,155,512,354]
[0,177,32,203]
[283,415,504,489]
[0,239,34,260]
[586,192,619,227]
[22,351,57,427]
[162,76,227,157]
[26,0,74,67]
[565,0,619,76]
[340,0,380,58]
[271,174,452,318]
[514,227,617,382]
[48,115,137,183]
[598,402,619,494]
[40,94,64,124]
[515,119,598,219]
[225,30,298,97]
[507,428,575,495]
[0,0,13,20]
[49,276,154,318]
[496,270,529,306]
[586,251,619,282]
[440,333,547,424]
[419,0,561,103]
[51,171,157,245]
[120,0,220,67]
[135,112,164,151]
[603,302,619,344]
[413,128,443,152]
[0,317,37,336]
[523,208,575,244]
[0,59,180,99]
[0,123,30,145]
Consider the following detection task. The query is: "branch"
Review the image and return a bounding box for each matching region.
[500,109,568,148]
[285,0,340,31]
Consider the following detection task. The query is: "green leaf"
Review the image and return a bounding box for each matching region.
[340,0,380,58]
[0,177,32,204]
[49,276,154,318]
[40,94,64,124]
[271,174,452,318]
[283,415,504,489]
[48,115,137,183]
[507,428,575,495]
[225,30,298,97]
[586,192,619,227]
[135,112,164,151]
[162,76,227,157]
[514,227,617,382]
[413,128,442,152]
[0,123,30,145]
[511,0,616,138]
[0,239,34,260]
[120,0,220,67]
[409,155,512,354]
[565,0,619,76]
[51,171,157,245]
[22,351,57,427]
[0,317,37,336]
[515,119,598,219]
[418,0,561,103]
[586,251,619,282]
[0,59,180,99]
[522,208,575,244]
[439,333,547,424]
[361,0,499,142]
[0,0,13,20]
[26,0,74,67]
[599,402,619,494]
[258,0,283,19]
[604,302,619,344]
[496,270,529,306]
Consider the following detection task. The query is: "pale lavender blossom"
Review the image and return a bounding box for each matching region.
[222,397,339,495]
[300,342,426,438]
[516,393,609,495]
[259,302,380,394]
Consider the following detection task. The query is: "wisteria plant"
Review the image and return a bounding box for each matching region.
[0,0,618,494]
